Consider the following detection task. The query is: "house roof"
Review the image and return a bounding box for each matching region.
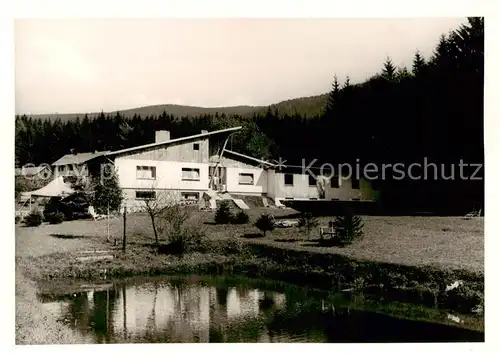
[212,149,275,167]
[52,151,110,166]
[15,165,51,176]
[105,126,242,157]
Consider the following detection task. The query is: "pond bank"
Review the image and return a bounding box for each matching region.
[15,270,91,344]
[19,238,484,324]
[36,274,484,342]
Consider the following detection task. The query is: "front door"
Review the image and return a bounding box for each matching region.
[209,166,227,191]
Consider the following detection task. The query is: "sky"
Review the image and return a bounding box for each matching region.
[15,18,465,114]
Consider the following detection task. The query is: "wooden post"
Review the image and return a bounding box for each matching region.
[122,205,127,251]
[107,202,110,243]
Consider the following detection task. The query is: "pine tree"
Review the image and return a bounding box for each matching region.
[412,50,426,76]
[331,212,364,245]
[396,65,411,81]
[214,201,233,224]
[343,75,351,89]
[91,167,123,214]
[381,56,396,81]
[324,75,341,113]
[255,214,274,237]
[431,34,452,67]
[298,212,319,240]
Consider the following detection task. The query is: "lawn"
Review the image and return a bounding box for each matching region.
[16,207,483,273]
[15,207,484,342]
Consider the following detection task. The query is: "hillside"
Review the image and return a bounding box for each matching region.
[25,93,329,122]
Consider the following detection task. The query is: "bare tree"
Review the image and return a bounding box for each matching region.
[141,182,174,244]
[142,183,193,245]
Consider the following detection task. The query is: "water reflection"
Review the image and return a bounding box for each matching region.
[38,276,483,343]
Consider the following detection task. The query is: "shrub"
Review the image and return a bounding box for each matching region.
[159,225,206,257]
[44,193,91,221]
[24,210,43,227]
[255,214,275,237]
[46,212,65,224]
[198,238,250,256]
[15,216,21,224]
[298,212,319,240]
[231,211,250,224]
[215,201,233,224]
[331,213,364,245]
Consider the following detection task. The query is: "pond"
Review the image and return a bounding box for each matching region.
[37,275,484,343]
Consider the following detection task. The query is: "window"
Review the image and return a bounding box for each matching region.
[284,173,294,186]
[182,168,200,181]
[58,165,65,172]
[193,143,200,150]
[135,191,156,200]
[330,176,340,188]
[136,166,156,180]
[68,164,73,171]
[351,177,360,189]
[181,192,199,201]
[308,175,316,187]
[238,173,254,185]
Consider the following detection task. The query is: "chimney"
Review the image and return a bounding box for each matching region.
[155,130,170,143]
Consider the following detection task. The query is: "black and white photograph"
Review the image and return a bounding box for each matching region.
[8,4,493,350]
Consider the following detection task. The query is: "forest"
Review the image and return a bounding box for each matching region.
[15,18,484,213]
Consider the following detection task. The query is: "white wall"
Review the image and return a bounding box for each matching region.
[114,157,209,191]
[324,177,375,200]
[268,172,376,201]
[225,167,268,194]
[270,173,319,200]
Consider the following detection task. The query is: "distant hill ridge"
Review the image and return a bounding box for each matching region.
[23,93,329,122]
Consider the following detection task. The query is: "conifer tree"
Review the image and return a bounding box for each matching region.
[412,50,426,76]
[91,167,123,214]
[324,74,340,114]
[381,56,396,81]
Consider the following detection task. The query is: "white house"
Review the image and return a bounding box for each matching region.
[105,127,242,210]
[100,127,378,210]
[52,150,109,180]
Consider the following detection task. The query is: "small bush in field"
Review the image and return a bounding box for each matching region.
[331,213,364,245]
[298,212,319,240]
[215,201,233,224]
[46,212,65,224]
[255,214,275,237]
[158,225,206,257]
[199,238,249,256]
[231,211,250,224]
[25,210,43,227]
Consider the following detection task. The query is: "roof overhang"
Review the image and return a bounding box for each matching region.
[105,126,242,157]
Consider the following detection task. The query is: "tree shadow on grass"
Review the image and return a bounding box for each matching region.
[301,239,348,248]
[50,234,90,240]
[242,233,265,239]
[274,238,300,243]
[273,213,301,220]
